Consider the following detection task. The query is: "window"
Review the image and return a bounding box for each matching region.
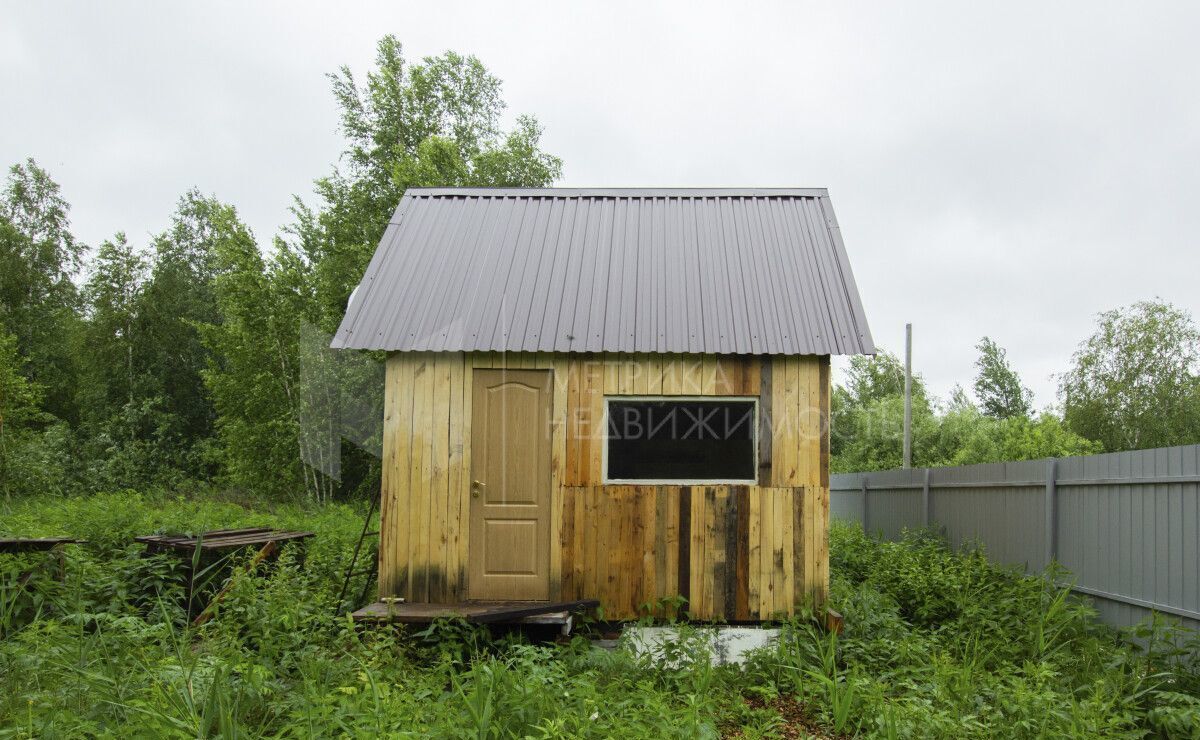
[605,397,757,483]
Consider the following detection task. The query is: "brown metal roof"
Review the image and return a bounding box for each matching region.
[331,188,874,355]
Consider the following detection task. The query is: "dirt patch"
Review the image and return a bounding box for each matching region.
[727,694,839,740]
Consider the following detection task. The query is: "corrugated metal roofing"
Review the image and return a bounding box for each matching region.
[331,188,874,355]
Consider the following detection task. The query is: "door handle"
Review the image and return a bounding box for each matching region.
[472,480,483,498]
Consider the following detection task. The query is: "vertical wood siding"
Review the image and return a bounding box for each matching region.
[380,352,830,620]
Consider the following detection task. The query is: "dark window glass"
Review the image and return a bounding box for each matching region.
[606,399,756,481]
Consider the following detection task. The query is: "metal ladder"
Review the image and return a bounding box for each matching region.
[334,490,382,616]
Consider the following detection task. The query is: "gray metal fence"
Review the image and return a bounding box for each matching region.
[831,444,1200,632]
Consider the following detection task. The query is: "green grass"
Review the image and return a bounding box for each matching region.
[1,490,1198,737]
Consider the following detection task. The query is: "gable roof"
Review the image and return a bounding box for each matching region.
[331,187,874,355]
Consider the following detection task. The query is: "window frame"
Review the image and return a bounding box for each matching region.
[601,395,760,486]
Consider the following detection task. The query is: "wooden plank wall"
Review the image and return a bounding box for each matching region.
[379,351,830,620]
[559,485,824,620]
[379,352,568,604]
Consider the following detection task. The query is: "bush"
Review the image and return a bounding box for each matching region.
[815,520,1200,737]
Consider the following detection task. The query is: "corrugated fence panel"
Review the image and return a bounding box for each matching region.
[831,485,863,523]
[861,468,924,540]
[829,468,924,539]
[932,459,1048,573]
[868,490,922,540]
[832,444,1200,633]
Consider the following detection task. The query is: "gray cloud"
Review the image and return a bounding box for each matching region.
[4,1,1197,408]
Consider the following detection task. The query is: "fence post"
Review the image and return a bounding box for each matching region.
[923,468,931,528]
[861,476,869,532]
[1045,458,1057,567]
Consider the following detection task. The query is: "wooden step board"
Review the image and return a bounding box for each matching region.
[135,528,314,552]
[352,598,599,625]
[0,537,82,553]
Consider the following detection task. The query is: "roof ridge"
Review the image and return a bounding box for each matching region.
[403,187,830,198]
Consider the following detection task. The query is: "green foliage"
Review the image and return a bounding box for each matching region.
[831,351,938,472]
[843,350,927,407]
[1060,299,1200,451]
[0,493,739,737]
[833,345,1100,473]
[0,331,40,433]
[3,495,1196,737]
[82,233,148,410]
[73,193,236,491]
[946,410,1102,465]
[974,336,1033,419]
[199,36,562,504]
[76,233,183,491]
[198,205,313,500]
[800,521,1200,737]
[0,159,84,424]
[134,191,227,472]
[831,392,939,472]
[302,35,562,332]
[0,330,45,498]
[0,37,563,504]
[2,171,240,495]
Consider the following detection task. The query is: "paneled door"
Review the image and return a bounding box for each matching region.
[468,369,552,600]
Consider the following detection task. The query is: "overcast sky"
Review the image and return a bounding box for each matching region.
[5,1,1198,407]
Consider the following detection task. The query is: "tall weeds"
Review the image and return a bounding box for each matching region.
[1,493,1197,737]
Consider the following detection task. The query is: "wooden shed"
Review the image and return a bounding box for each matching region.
[333,188,873,621]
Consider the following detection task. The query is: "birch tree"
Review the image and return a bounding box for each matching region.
[1060,300,1200,451]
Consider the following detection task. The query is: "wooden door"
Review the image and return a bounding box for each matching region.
[469,369,552,600]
